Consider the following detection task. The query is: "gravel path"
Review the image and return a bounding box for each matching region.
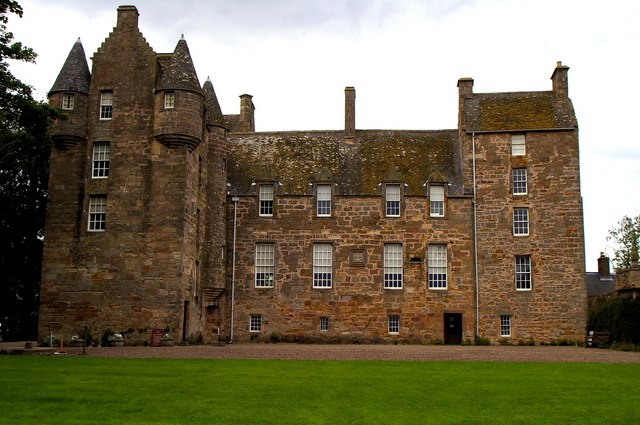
[64,343,640,363]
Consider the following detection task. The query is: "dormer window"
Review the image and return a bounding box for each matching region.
[100,91,113,120]
[259,184,274,217]
[511,135,525,156]
[316,184,331,217]
[429,185,444,217]
[62,93,75,110]
[385,184,401,217]
[164,91,175,109]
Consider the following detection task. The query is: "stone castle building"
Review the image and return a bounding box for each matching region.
[39,5,586,344]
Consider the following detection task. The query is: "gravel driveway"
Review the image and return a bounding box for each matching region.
[71,343,640,363]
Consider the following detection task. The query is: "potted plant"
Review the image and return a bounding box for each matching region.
[41,333,59,348]
[68,335,85,347]
[160,333,174,347]
[107,332,125,347]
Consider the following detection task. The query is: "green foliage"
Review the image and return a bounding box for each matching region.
[0,0,60,340]
[1,358,640,424]
[474,335,491,345]
[607,214,640,272]
[589,296,640,344]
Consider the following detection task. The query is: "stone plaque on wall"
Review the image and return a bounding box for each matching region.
[349,249,367,267]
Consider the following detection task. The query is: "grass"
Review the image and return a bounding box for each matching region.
[1,357,639,424]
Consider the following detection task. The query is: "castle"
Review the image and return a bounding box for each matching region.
[39,5,586,345]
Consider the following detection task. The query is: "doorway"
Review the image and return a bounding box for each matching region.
[444,313,462,345]
[182,300,189,343]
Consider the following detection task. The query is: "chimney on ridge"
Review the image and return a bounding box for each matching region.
[551,61,569,98]
[598,252,611,278]
[345,86,355,138]
[117,5,139,29]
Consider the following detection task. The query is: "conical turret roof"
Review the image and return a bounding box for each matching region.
[49,38,91,94]
[203,77,225,127]
[156,36,202,94]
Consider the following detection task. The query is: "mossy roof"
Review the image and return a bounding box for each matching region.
[465,91,577,132]
[156,38,202,94]
[227,130,460,196]
[49,39,91,95]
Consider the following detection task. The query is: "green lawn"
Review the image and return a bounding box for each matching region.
[1,357,638,424]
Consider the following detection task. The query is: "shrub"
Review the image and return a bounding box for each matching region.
[589,296,640,344]
[269,332,282,343]
[474,336,490,346]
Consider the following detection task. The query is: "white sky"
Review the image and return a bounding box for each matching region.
[8,0,640,271]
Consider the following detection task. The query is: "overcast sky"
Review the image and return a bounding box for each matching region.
[7,0,640,271]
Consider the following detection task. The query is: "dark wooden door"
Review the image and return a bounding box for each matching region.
[444,313,462,345]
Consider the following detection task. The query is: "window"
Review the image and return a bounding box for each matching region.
[62,93,75,110]
[88,195,107,231]
[250,314,262,332]
[385,184,400,217]
[255,243,275,288]
[511,135,525,156]
[320,316,329,332]
[388,316,399,334]
[500,315,511,337]
[384,244,403,289]
[92,142,110,178]
[512,168,527,195]
[515,256,531,290]
[428,244,447,289]
[430,185,444,217]
[513,208,529,236]
[100,91,113,120]
[164,91,175,109]
[316,184,331,217]
[313,243,332,288]
[259,184,274,216]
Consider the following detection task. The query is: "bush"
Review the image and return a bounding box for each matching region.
[589,296,640,344]
[474,336,490,346]
[269,332,282,343]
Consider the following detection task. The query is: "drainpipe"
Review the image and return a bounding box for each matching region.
[472,132,479,337]
[230,196,240,342]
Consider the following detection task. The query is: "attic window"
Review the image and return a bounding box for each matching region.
[164,92,175,109]
[511,135,525,156]
[62,93,75,110]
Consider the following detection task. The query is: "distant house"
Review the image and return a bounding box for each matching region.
[39,5,586,345]
[586,253,615,297]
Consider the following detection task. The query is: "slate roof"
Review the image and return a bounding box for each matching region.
[203,78,225,128]
[156,37,202,94]
[49,38,91,94]
[227,130,461,196]
[585,272,615,296]
[465,91,577,132]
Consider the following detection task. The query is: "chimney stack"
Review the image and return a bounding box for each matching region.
[344,86,355,138]
[597,252,611,278]
[551,61,569,98]
[116,5,139,29]
[239,94,255,132]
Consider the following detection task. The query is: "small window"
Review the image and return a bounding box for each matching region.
[513,208,529,236]
[515,256,531,290]
[255,243,275,288]
[500,315,511,337]
[512,168,527,195]
[316,184,331,217]
[388,316,399,334]
[428,244,447,289]
[313,243,332,288]
[385,184,400,217]
[164,91,175,109]
[250,314,262,332]
[62,93,75,110]
[88,195,107,232]
[430,185,444,217]
[383,244,403,289]
[92,142,110,179]
[320,316,329,332]
[100,91,113,120]
[511,135,525,156]
[259,184,274,217]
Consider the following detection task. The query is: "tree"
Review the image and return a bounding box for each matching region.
[607,214,640,272]
[0,0,60,340]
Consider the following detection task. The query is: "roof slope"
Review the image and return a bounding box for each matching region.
[49,38,91,94]
[156,38,202,93]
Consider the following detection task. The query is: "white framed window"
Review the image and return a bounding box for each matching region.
[62,93,75,110]
[430,185,444,217]
[100,91,113,120]
[255,243,275,288]
[515,256,531,290]
[500,315,511,337]
[249,314,262,332]
[313,243,332,288]
[92,142,110,179]
[316,184,331,217]
[88,195,107,232]
[385,184,400,217]
[320,316,329,332]
[511,135,525,156]
[164,91,175,109]
[388,316,399,334]
[259,184,274,217]
[384,244,403,289]
[512,168,527,195]
[428,244,447,289]
[513,208,529,236]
